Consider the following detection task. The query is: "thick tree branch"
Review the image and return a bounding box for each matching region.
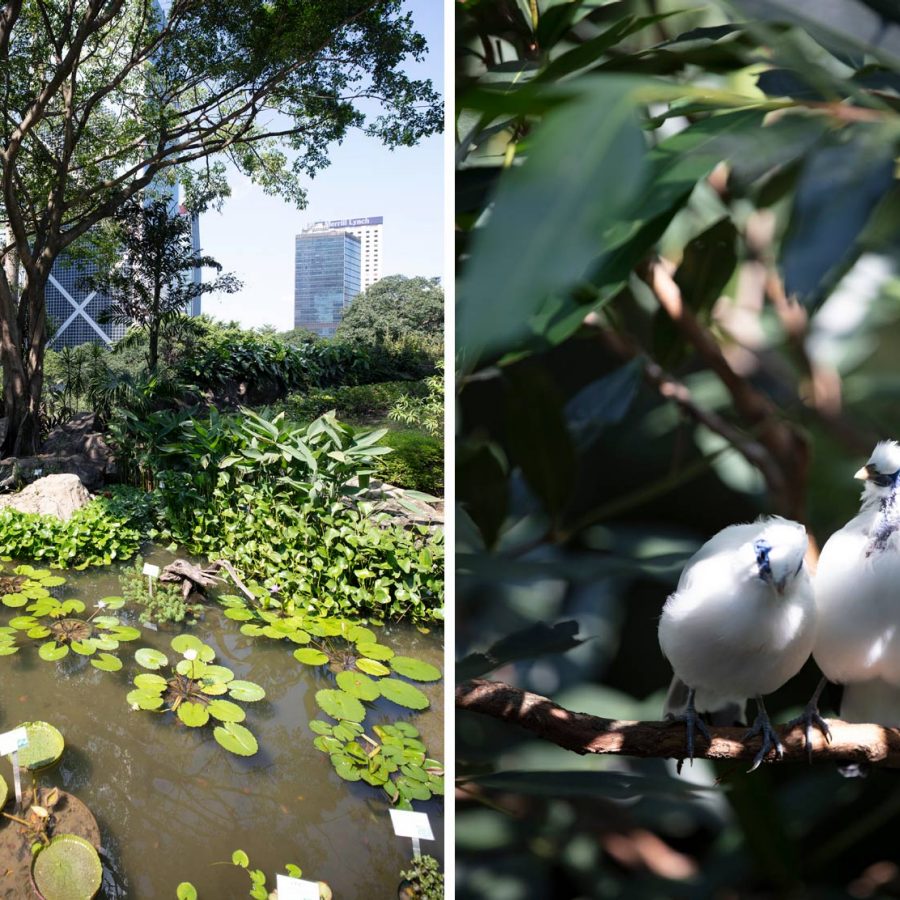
[457,679,900,768]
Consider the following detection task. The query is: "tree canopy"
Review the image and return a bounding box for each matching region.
[335,274,443,346]
[0,0,442,453]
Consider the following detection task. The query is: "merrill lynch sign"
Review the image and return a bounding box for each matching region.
[312,216,383,229]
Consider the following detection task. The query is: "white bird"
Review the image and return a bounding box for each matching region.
[814,440,900,727]
[659,516,819,769]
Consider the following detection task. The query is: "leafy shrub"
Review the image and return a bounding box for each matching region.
[400,855,443,900]
[285,380,428,424]
[389,365,443,437]
[377,430,444,495]
[0,498,142,568]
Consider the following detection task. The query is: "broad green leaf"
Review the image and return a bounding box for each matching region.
[38,642,68,661]
[134,673,167,692]
[227,680,266,702]
[213,723,258,756]
[377,678,429,710]
[356,642,394,660]
[177,702,210,727]
[389,656,442,682]
[90,653,123,672]
[126,689,165,710]
[135,648,168,670]
[177,883,198,900]
[293,647,329,666]
[315,689,366,723]
[336,670,381,701]
[207,699,246,723]
[232,849,249,868]
[356,658,391,677]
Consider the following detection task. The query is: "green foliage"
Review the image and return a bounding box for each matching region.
[0,499,141,569]
[399,855,444,900]
[285,381,429,424]
[120,558,200,626]
[377,430,444,495]
[176,850,323,900]
[335,275,444,347]
[389,366,444,437]
[128,636,264,756]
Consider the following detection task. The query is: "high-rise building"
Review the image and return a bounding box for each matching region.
[294,229,361,337]
[305,216,382,292]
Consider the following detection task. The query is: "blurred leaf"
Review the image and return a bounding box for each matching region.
[756,68,826,100]
[674,217,738,318]
[458,439,510,549]
[458,79,647,367]
[469,769,714,799]
[781,125,897,306]
[504,367,575,516]
[457,620,585,680]
[565,359,643,450]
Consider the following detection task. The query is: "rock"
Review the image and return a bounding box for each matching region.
[0,473,92,520]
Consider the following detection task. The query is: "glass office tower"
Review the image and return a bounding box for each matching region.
[294,230,362,337]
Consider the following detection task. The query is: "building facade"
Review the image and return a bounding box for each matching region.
[293,230,361,337]
[304,216,382,292]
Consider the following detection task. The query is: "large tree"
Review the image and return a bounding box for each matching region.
[0,0,441,454]
[335,274,443,346]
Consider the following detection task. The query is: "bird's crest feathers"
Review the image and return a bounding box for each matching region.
[867,440,900,475]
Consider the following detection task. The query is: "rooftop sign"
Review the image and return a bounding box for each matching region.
[306,216,382,231]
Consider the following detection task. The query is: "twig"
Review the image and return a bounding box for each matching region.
[456,679,900,768]
[210,559,256,603]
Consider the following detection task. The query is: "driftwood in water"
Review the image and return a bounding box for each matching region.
[159,558,257,603]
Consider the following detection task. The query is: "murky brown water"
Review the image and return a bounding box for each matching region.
[0,551,445,897]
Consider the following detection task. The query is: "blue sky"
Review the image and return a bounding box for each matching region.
[197,1,444,330]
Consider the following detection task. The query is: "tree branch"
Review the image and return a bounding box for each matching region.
[456,679,900,768]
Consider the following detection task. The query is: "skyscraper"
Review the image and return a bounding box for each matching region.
[294,229,361,337]
[305,216,382,291]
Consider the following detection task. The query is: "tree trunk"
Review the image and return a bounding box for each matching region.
[148,324,159,375]
[1,276,46,458]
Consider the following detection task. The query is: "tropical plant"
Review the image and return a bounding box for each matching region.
[389,365,444,437]
[399,854,444,900]
[128,635,265,756]
[0,503,142,569]
[120,558,200,626]
[377,429,444,495]
[285,380,429,425]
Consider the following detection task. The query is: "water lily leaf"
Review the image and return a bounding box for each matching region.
[309,720,333,735]
[333,722,364,742]
[201,665,235,684]
[347,625,378,645]
[38,642,68,661]
[356,658,390,677]
[91,653,123,672]
[336,670,380,702]
[127,689,165,710]
[134,673,167,692]
[224,607,255,621]
[331,757,363,781]
[92,616,119,628]
[207,699,246,723]
[314,735,342,753]
[355,642,394,661]
[13,565,35,576]
[177,883,198,900]
[214,722,258,756]
[27,626,52,640]
[378,678,429,710]
[38,576,66,588]
[2,594,28,608]
[239,623,266,637]
[287,630,311,644]
[93,637,119,651]
[199,681,228,696]
[32,834,102,900]
[176,659,208,678]
[315,689,366,723]
[135,648,168,670]
[9,616,37,630]
[293,647,329,666]
[171,634,215,661]
[177,702,210,727]
[227,680,266,702]
[397,776,432,802]
[61,599,86,615]
[389,656,442,682]
[232,849,249,868]
[0,646,18,655]
[109,625,141,642]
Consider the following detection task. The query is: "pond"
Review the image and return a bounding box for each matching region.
[0,550,444,897]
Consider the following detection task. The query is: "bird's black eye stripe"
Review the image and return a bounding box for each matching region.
[871,469,900,488]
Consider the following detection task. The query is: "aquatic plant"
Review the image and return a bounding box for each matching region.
[120,558,200,626]
[176,848,332,900]
[310,719,444,809]
[16,722,65,770]
[32,833,103,900]
[128,635,265,756]
[399,854,443,900]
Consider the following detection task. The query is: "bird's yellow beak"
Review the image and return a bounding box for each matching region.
[855,466,870,481]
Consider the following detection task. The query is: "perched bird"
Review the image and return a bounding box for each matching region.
[814,440,900,728]
[659,516,818,770]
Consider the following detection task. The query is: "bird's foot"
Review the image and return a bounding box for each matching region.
[785,703,832,760]
[743,710,784,772]
[666,705,712,766]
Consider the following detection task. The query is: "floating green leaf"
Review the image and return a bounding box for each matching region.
[356,658,390,677]
[177,883,198,900]
[315,689,366,723]
[232,849,249,868]
[336,670,381,702]
[135,648,168,670]
[127,689,165,710]
[378,678,429,710]
[227,680,266,702]
[38,642,68,661]
[177,702,210,727]
[134,673,167,692]
[18,722,64,770]
[293,647,328,666]
[91,653,123,672]
[213,722,258,756]
[207,699,246,723]
[355,642,394,661]
[389,656,442,682]
[32,834,102,900]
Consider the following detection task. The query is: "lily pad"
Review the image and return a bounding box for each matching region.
[356,658,390,677]
[315,689,366,723]
[135,648,168,670]
[177,702,210,727]
[227,680,266,702]
[355,642,394,661]
[335,670,381,702]
[389,656,442,682]
[126,689,165,711]
[18,722,64,770]
[32,833,102,900]
[213,722,258,756]
[171,634,215,662]
[293,648,328,666]
[207,699,246,723]
[38,642,68,661]
[134,673,167,692]
[90,653,123,672]
[39,576,67,588]
[377,678,430,711]
[176,884,198,900]
[97,596,125,609]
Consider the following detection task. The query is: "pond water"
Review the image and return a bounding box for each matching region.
[0,550,445,898]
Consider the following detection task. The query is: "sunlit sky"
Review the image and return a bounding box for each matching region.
[197,0,444,330]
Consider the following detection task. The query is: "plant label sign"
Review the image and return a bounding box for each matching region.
[389,809,434,858]
[0,727,28,807]
[274,874,319,900]
[143,562,160,596]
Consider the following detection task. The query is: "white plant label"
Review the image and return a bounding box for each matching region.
[143,562,160,596]
[390,809,434,858]
[0,727,27,756]
[274,874,319,900]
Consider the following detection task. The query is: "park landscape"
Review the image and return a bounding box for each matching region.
[0,0,444,897]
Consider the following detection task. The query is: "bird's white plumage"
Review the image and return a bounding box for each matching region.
[659,517,816,714]
[814,441,900,722]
